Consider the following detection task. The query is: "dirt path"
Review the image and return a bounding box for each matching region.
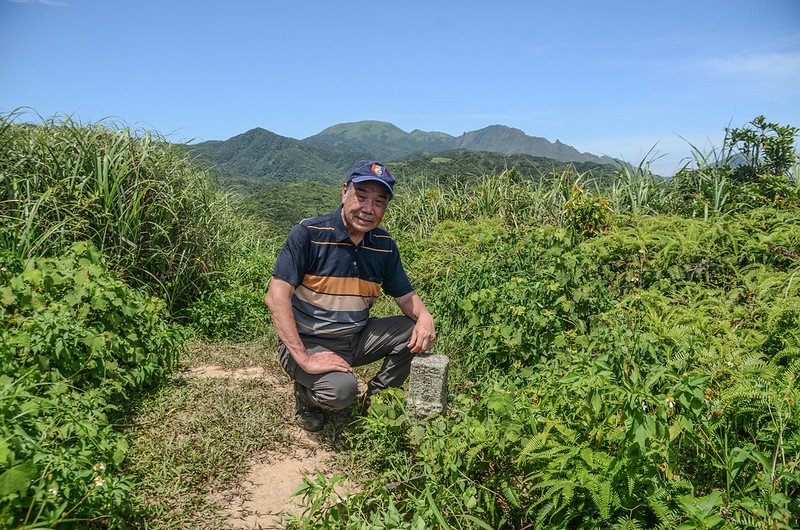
[187,364,358,529]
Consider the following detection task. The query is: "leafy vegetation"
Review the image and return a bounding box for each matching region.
[2,111,799,528]
[0,111,232,312]
[0,242,182,527]
[0,110,277,527]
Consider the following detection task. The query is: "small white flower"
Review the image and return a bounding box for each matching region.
[49,487,59,496]
[665,396,675,409]
[92,462,106,472]
[93,475,105,487]
[641,401,648,412]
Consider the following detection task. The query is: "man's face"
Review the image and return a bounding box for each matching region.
[341,181,390,237]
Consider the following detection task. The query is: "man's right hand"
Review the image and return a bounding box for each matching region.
[300,350,352,374]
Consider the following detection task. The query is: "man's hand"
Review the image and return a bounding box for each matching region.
[267,278,353,375]
[407,312,436,353]
[300,350,353,374]
[395,291,436,354]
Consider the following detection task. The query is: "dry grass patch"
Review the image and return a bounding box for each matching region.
[124,374,293,529]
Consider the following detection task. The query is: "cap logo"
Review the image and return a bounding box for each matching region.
[371,163,384,177]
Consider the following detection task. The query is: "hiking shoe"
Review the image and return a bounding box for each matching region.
[359,387,377,416]
[327,407,355,426]
[294,383,326,432]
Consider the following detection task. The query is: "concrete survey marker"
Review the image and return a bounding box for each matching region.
[407,353,449,418]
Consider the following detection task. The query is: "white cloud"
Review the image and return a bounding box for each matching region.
[698,51,800,80]
[575,132,729,177]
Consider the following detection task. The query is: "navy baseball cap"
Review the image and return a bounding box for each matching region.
[346,160,395,197]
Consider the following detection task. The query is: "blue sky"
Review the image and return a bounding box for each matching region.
[2,0,799,175]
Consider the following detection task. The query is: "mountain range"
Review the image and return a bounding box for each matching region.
[188,120,620,189]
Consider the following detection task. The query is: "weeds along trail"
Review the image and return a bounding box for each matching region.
[125,341,363,529]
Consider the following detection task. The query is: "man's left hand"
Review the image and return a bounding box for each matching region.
[407,312,436,353]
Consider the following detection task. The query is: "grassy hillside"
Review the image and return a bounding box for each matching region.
[2,112,798,529]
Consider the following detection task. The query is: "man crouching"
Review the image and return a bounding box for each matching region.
[264,160,436,431]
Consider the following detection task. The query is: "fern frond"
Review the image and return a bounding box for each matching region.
[590,479,612,520]
[646,487,678,525]
[552,421,578,444]
[499,478,521,508]
[611,515,645,530]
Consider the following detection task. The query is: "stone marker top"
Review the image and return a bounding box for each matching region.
[411,353,449,367]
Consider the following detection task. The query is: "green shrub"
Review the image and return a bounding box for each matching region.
[301,198,800,529]
[184,221,277,340]
[0,242,183,527]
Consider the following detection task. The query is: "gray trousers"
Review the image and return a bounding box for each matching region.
[278,316,416,411]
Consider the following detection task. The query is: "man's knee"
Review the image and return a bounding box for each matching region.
[310,372,358,411]
[388,316,416,352]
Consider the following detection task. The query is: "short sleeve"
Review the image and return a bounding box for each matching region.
[272,223,310,286]
[381,240,413,297]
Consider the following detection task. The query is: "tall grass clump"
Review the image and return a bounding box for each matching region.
[606,153,671,215]
[668,136,738,219]
[0,110,231,311]
[386,168,609,239]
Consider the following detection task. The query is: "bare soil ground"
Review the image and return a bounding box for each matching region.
[187,364,362,529]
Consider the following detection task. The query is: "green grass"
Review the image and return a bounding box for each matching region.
[0,110,234,312]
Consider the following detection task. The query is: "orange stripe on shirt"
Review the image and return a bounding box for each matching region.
[302,274,381,297]
[361,246,393,253]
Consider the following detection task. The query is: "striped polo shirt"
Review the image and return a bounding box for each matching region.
[272,206,413,338]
